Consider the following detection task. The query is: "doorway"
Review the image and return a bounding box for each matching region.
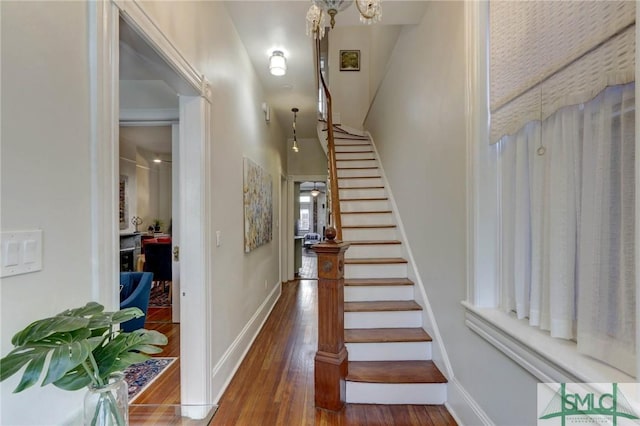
[286,176,327,281]
[298,181,326,279]
[93,2,213,415]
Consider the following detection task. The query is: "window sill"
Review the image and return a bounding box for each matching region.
[461,301,635,383]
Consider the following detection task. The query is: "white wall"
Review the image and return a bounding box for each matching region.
[119,132,173,234]
[137,0,287,394]
[328,25,401,130]
[1,2,93,424]
[329,26,371,129]
[287,137,328,176]
[364,2,539,424]
[1,1,286,423]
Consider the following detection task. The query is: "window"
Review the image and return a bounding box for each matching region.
[299,209,310,232]
[463,1,637,383]
[498,83,635,375]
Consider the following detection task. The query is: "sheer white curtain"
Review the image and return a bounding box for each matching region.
[499,82,635,374]
[577,84,636,375]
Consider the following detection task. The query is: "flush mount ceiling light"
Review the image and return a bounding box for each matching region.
[291,107,299,153]
[306,0,382,39]
[269,50,287,76]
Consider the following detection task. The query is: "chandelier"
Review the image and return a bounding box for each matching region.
[306,0,382,39]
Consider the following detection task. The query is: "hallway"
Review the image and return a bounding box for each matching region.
[210,280,456,425]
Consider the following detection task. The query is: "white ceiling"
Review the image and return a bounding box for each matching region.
[118,1,428,152]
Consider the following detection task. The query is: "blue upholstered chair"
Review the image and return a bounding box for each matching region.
[119,271,153,332]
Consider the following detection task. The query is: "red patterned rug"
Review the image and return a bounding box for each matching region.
[148,283,171,307]
[125,357,177,402]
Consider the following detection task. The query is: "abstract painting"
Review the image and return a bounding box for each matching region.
[119,175,128,230]
[243,158,273,252]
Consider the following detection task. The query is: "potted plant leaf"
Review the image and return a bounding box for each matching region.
[0,302,167,426]
[152,219,163,233]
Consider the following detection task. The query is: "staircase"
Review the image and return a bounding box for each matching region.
[333,129,448,405]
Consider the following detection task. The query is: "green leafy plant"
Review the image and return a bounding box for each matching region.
[152,219,163,231]
[0,302,167,424]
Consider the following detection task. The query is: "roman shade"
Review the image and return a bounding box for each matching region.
[489,1,636,144]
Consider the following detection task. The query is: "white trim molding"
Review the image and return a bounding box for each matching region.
[463,302,635,385]
[446,377,495,426]
[120,107,179,123]
[88,0,120,308]
[211,282,282,403]
[113,0,207,100]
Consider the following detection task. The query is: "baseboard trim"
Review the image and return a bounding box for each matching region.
[446,377,494,426]
[211,282,282,403]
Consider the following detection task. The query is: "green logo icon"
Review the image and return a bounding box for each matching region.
[539,383,639,426]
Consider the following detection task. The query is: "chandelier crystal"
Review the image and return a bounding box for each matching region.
[306,4,326,40]
[306,0,382,38]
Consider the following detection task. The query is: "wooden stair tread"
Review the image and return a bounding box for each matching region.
[340,197,388,202]
[345,257,407,265]
[344,240,401,245]
[336,158,376,161]
[342,224,396,229]
[347,361,447,384]
[345,300,422,312]
[339,186,385,190]
[345,278,414,286]
[334,143,372,147]
[345,328,432,343]
[341,210,392,215]
[338,176,382,180]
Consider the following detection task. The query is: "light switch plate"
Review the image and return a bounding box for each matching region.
[1,230,43,278]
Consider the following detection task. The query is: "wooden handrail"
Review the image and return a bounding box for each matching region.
[316,37,342,240]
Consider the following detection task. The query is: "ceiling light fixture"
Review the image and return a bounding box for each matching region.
[291,107,299,153]
[269,50,287,76]
[310,183,320,197]
[306,0,382,38]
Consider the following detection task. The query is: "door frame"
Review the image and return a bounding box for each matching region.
[89,0,213,412]
[286,174,328,281]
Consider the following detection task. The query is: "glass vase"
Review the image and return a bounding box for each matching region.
[83,373,129,426]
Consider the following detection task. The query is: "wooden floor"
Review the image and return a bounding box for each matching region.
[128,305,186,424]
[210,280,457,426]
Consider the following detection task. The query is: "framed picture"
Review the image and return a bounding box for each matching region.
[119,175,129,230]
[243,158,273,253]
[339,50,360,71]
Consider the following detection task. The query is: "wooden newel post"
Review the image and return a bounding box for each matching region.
[311,227,350,411]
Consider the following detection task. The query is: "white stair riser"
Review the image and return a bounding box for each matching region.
[345,310,421,328]
[345,284,413,302]
[338,169,379,178]
[346,382,447,405]
[341,200,390,212]
[345,244,403,259]
[342,213,394,227]
[345,263,407,279]
[346,341,432,361]
[335,152,375,161]
[337,159,378,168]
[340,187,386,199]
[335,140,370,146]
[338,177,384,188]
[335,145,372,152]
[342,227,397,241]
